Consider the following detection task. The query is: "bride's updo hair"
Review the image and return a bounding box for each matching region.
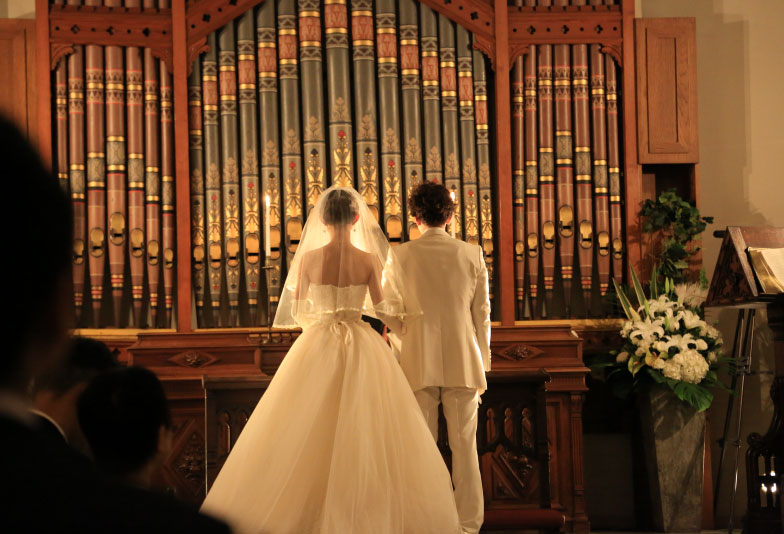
[322,188,359,226]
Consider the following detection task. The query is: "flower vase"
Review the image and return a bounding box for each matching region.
[638,384,706,532]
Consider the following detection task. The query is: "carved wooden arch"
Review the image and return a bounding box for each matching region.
[508,41,623,68]
[48,3,174,72]
[186,0,498,69]
[416,0,496,67]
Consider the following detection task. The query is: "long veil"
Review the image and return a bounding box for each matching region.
[273,185,408,329]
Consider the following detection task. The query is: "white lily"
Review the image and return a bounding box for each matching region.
[628,317,665,346]
[674,283,708,308]
[682,309,704,331]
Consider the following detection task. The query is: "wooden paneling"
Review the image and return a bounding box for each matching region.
[0,20,36,140]
[635,17,698,163]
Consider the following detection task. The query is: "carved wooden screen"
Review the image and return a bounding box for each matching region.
[51,0,177,329]
[511,39,624,320]
[188,0,498,328]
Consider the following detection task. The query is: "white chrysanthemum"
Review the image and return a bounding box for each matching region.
[616,351,629,363]
[651,357,667,370]
[661,360,682,381]
[674,283,708,308]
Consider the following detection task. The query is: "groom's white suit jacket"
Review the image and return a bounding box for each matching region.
[384,227,491,394]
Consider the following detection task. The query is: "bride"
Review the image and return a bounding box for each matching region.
[200,186,461,533]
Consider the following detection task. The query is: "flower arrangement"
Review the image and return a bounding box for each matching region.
[595,267,728,412]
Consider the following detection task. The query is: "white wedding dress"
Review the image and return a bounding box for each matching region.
[200,284,462,533]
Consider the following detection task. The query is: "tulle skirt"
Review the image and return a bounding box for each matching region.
[200,320,461,534]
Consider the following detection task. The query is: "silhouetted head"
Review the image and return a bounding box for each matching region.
[78,366,172,483]
[0,115,73,391]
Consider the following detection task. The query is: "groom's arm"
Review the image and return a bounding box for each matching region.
[470,246,492,372]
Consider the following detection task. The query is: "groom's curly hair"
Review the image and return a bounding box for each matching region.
[408,181,455,226]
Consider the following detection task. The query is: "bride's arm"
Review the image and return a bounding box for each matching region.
[368,252,411,334]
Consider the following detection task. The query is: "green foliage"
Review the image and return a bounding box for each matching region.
[640,189,714,284]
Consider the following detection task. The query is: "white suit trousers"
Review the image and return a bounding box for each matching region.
[414,386,483,534]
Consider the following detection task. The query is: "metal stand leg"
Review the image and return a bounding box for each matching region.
[715,310,747,512]
[729,310,756,533]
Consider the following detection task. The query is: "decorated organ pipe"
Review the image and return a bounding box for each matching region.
[203,33,223,327]
[259,2,281,321]
[398,0,422,240]
[143,45,161,327]
[590,44,611,297]
[554,44,575,315]
[104,0,127,326]
[523,47,540,317]
[456,26,479,249]
[606,55,625,283]
[325,0,354,189]
[512,55,526,318]
[84,4,106,325]
[420,5,442,185]
[298,0,327,211]
[125,25,146,327]
[353,0,381,221]
[67,44,86,320]
[376,0,403,243]
[537,44,556,317]
[237,11,261,325]
[439,14,462,239]
[55,58,69,193]
[189,62,207,326]
[572,44,595,312]
[159,43,176,328]
[274,0,304,271]
[218,23,241,326]
[473,41,494,304]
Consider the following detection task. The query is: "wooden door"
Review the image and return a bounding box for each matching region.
[0,20,36,139]
[635,17,698,163]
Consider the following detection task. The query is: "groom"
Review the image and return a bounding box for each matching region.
[383,182,491,534]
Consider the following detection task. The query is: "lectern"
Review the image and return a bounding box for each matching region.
[705,227,784,534]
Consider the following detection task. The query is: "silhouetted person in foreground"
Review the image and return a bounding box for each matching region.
[30,336,119,453]
[79,366,174,489]
[0,115,230,533]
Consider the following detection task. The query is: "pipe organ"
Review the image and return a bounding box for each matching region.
[49,0,629,329]
[38,0,645,530]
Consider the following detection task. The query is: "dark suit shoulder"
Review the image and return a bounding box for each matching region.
[31,412,68,445]
[0,416,229,533]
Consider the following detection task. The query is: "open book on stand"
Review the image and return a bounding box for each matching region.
[747,247,784,294]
